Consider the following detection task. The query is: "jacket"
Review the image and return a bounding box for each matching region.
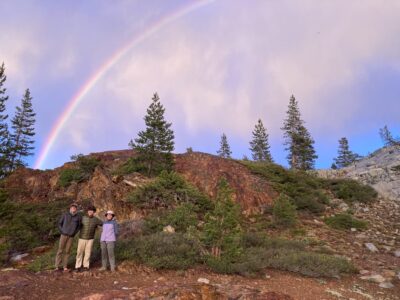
[58,212,82,237]
[79,215,102,240]
[100,220,119,242]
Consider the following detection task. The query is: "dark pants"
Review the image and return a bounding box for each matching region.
[101,241,116,271]
[55,234,74,268]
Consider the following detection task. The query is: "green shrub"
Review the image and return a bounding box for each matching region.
[241,161,327,213]
[207,241,356,277]
[242,232,306,251]
[241,161,377,212]
[143,203,198,234]
[58,154,100,187]
[126,232,200,270]
[58,168,85,187]
[0,191,70,259]
[129,171,212,212]
[71,154,100,174]
[266,249,356,277]
[325,179,377,204]
[113,157,146,176]
[202,178,243,259]
[272,194,298,228]
[325,213,368,230]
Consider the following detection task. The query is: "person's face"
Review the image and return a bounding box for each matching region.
[106,214,113,220]
[70,206,77,214]
[87,210,94,217]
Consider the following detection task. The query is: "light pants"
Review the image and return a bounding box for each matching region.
[75,238,94,269]
[55,234,74,269]
[101,241,116,271]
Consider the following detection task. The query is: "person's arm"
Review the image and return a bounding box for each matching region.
[114,221,119,237]
[58,213,65,233]
[73,215,82,236]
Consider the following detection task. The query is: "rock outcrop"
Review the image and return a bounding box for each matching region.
[316,146,400,201]
[3,151,276,219]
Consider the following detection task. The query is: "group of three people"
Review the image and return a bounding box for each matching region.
[55,203,119,272]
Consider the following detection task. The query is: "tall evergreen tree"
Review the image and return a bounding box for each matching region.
[334,137,360,168]
[249,119,272,162]
[9,89,36,170]
[379,125,400,147]
[0,63,10,176]
[281,95,317,170]
[129,93,175,175]
[217,133,232,158]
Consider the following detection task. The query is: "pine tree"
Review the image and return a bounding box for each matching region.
[0,63,10,176]
[9,89,36,170]
[129,93,175,175]
[249,119,273,162]
[379,125,400,147]
[334,137,360,168]
[281,95,317,170]
[217,133,232,158]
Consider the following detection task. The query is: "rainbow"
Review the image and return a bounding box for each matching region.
[34,0,215,169]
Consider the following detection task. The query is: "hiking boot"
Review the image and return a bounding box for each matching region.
[74,268,82,273]
[63,267,70,273]
[99,267,107,272]
[83,267,89,272]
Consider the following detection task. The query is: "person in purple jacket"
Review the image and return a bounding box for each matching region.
[100,210,119,272]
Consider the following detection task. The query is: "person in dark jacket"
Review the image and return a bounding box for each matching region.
[74,205,102,272]
[55,203,82,272]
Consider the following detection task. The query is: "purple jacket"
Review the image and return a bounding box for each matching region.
[100,220,119,242]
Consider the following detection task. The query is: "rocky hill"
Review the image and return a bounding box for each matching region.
[1,149,400,299]
[316,146,400,201]
[3,151,276,219]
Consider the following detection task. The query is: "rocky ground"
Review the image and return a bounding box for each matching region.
[1,263,400,300]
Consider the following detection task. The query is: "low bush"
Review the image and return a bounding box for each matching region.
[143,203,198,234]
[325,213,368,231]
[129,171,212,212]
[58,168,85,187]
[0,189,70,263]
[272,194,298,228]
[241,161,377,212]
[241,161,327,213]
[325,179,377,204]
[58,154,101,187]
[118,232,201,270]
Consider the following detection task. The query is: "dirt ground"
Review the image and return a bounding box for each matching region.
[1,265,399,300]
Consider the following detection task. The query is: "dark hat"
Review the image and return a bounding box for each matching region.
[87,205,96,212]
[70,203,78,208]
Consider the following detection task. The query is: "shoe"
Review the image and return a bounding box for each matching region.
[63,267,70,272]
[54,267,62,272]
[74,268,82,273]
[83,267,89,272]
[99,267,107,271]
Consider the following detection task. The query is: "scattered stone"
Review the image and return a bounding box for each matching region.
[364,243,379,252]
[197,277,210,284]
[325,289,343,298]
[379,282,394,289]
[265,274,271,279]
[10,253,29,262]
[163,225,175,233]
[382,270,396,278]
[359,270,370,275]
[394,249,400,257]
[355,233,367,239]
[360,274,386,283]
[350,228,357,232]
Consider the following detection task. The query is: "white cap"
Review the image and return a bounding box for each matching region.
[105,210,115,216]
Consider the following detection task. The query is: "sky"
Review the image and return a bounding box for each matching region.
[1,0,400,170]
